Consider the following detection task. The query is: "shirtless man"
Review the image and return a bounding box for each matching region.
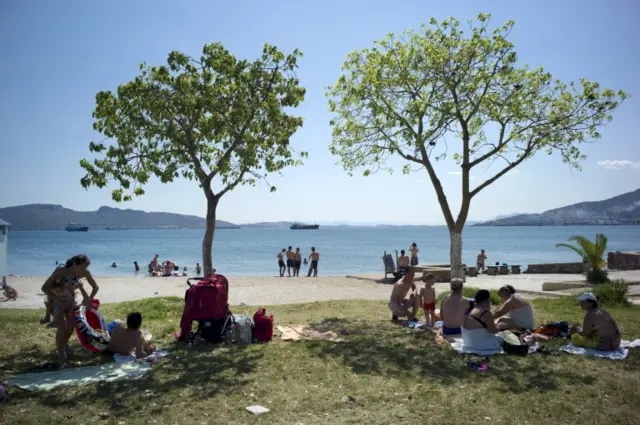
[409,243,419,266]
[294,247,302,276]
[306,247,320,277]
[477,249,487,272]
[397,250,410,272]
[286,246,295,277]
[439,278,472,337]
[277,248,286,277]
[571,292,621,351]
[388,269,419,321]
[107,312,156,358]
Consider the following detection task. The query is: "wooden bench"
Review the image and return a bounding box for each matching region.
[511,265,521,274]
[465,266,478,277]
[499,265,509,275]
[486,266,498,276]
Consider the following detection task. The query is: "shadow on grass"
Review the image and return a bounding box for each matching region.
[13,341,262,417]
[305,317,602,394]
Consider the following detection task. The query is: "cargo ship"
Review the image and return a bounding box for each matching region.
[290,222,319,230]
[65,223,89,232]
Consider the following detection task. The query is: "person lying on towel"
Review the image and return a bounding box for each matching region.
[107,312,156,358]
[571,292,621,352]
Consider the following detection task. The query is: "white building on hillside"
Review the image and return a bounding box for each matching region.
[0,219,9,285]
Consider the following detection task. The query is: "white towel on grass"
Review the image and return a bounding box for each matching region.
[559,345,629,360]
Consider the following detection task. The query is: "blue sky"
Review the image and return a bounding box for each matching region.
[1,0,638,225]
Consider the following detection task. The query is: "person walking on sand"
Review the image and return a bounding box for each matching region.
[286,246,295,277]
[477,249,487,273]
[277,248,286,277]
[41,254,99,368]
[306,247,320,277]
[409,243,419,266]
[294,247,302,276]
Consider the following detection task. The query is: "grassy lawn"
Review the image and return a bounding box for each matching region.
[1,297,640,425]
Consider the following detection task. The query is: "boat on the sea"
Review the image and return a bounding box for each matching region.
[65,223,89,232]
[290,222,319,230]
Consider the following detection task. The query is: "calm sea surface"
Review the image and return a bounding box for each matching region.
[5,226,640,277]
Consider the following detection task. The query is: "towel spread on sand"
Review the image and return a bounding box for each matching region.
[6,362,152,392]
[277,325,343,342]
[558,339,639,360]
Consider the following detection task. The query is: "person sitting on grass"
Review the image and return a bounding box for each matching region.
[389,268,419,322]
[419,274,436,327]
[439,278,472,337]
[462,289,503,352]
[493,285,535,331]
[571,292,621,352]
[107,312,156,359]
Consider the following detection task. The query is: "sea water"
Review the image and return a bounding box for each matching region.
[6,226,640,277]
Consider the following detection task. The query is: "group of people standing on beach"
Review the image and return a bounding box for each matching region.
[146,254,201,277]
[277,246,320,277]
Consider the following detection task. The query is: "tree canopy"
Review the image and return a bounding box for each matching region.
[81,43,307,204]
[327,13,627,233]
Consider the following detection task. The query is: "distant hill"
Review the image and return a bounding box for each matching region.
[0,204,239,231]
[475,188,640,226]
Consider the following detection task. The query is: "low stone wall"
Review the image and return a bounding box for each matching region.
[608,251,640,270]
[524,262,586,274]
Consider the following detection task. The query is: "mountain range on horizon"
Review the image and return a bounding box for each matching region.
[1,187,639,230]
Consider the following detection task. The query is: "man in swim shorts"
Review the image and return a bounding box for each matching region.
[388,269,419,321]
[294,247,302,276]
[277,248,286,277]
[439,278,472,336]
[286,246,295,277]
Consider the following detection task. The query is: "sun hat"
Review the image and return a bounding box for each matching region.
[576,292,597,302]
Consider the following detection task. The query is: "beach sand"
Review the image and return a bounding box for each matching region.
[4,270,640,309]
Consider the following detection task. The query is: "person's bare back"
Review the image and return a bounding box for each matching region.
[108,324,142,355]
[440,292,470,329]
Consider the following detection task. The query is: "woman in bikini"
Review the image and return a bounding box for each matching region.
[41,254,99,367]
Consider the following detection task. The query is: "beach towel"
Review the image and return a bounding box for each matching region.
[6,362,152,392]
[113,349,169,364]
[621,339,640,348]
[449,337,540,356]
[559,345,629,360]
[277,325,343,342]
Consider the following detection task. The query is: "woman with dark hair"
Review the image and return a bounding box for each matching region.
[493,285,535,331]
[571,292,621,351]
[41,254,99,367]
[461,289,503,352]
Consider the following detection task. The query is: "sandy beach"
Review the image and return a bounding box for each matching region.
[4,270,640,309]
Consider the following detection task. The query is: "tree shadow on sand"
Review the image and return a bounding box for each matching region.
[304,317,616,394]
[12,342,262,417]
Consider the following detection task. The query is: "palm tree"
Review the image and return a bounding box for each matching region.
[556,234,608,283]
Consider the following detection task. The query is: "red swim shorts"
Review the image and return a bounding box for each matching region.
[423,302,436,312]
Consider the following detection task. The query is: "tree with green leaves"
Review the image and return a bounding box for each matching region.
[81,43,307,275]
[327,14,627,278]
[557,234,609,283]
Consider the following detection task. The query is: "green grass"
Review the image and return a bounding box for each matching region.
[1,297,640,425]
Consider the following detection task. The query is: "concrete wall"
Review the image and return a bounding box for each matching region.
[0,226,7,277]
[608,251,640,271]
[524,262,586,274]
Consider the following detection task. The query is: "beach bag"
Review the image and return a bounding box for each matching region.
[500,331,529,356]
[535,321,570,338]
[233,316,253,345]
[253,308,273,343]
[197,318,228,343]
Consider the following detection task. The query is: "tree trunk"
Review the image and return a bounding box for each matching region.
[449,230,465,281]
[202,196,218,276]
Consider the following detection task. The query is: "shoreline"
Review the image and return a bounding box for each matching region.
[3,270,640,309]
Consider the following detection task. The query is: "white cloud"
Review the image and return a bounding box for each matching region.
[447,171,462,175]
[510,169,520,173]
[597,160,640,170]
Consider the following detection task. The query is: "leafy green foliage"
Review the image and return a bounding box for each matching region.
[327,13,627,230]
[590,279,630,306]
[80,43,307,202]
[556,233,608,283]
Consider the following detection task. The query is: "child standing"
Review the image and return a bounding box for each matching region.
[419,274,436,327]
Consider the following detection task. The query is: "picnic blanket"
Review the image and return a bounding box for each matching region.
[113,349,169,364]
[277,325,343,342]
[559,339,639,360]
[448,337,540,356]
[6,362,152,392]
